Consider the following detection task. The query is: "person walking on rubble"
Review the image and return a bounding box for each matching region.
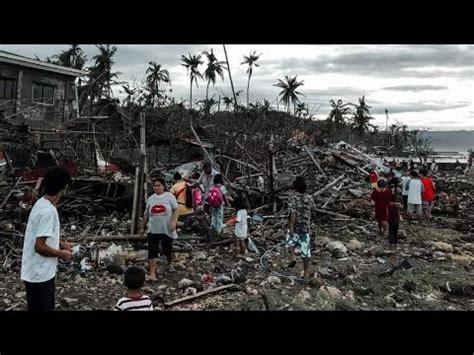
[170,172,194,232]
[208,174,231,236]
[286,176,317,279]
[21,167,74,311]
[399,170,411,212]
[139,177,178,281]
[370,179,392,235]
[387,194,401,265]
[420,168,436,221]
[405,170,424,222]
[194,161,219,214]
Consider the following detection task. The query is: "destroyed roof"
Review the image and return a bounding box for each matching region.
[0,50,87,77]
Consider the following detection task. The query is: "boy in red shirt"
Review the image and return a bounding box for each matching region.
[420,168,436,221]
[371,179,392,234]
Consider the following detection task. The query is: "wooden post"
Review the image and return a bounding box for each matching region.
[15,70,23,117]
[140,112,148,203]
[130,166,140,234]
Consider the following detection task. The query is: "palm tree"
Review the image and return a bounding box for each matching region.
[351,96,373,139]
[146,61,170,107]
[202,49,226,103]
[90,44,119,100]
[241,51,261,107]
[328,99,353,127]
[295,102,309,118]
[273,75,305,114]
[197,96,218,114]
[48,44,87,70]
[181,53,204,110]
[222,95,233,111]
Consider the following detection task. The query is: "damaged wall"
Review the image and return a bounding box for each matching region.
[0,61,75,127]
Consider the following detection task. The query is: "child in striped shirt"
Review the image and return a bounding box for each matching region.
[115,266,153,311]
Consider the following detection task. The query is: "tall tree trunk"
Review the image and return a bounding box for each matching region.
[206,80,210,102]
[222,44,238,109]
[246,72,251,107]
[189,79,193,110]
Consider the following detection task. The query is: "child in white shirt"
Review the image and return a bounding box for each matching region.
[233,195,248,255]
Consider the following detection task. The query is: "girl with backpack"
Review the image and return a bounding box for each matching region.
[208,174,231,236]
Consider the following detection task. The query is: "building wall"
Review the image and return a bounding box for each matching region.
[0,61,76,129]
[0,66,18,119]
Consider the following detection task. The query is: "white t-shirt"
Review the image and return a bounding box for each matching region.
[145,192,179,239]
[235,209,248,239]
[21,197,60,283]
[400,176,411,196]
[407,179,424,205]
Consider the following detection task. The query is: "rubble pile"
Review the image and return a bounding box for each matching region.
[1,129,473,311]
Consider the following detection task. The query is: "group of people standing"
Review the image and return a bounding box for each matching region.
[369,165,436,264]
[138,161,245,282]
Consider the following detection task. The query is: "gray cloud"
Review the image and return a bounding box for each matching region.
[264,45,474,78]
[382,85,448,92]
[369,101,471,115]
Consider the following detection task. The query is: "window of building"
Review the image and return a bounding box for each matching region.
[0,77,15,99]
[32,82,55,105]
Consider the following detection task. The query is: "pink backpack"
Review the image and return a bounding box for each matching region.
[192,187,203,208]
[208,185,223,208]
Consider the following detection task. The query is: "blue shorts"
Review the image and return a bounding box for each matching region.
[286,232,311,258]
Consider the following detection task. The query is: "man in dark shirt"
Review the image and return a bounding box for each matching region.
[387,194,401,265]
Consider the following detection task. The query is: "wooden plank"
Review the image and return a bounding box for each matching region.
[83,234,205,242]
[312,174,345,198]
[164,284,237,307]
[5,302,21,311]
[314,208,350,219]
[302,145,325,175]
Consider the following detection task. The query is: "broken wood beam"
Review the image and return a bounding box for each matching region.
[190,123,234,189]
[82,234,205,242]
[221,155,260,172]
[235,140,265,171]
[210,238,234,246]
[0,176,23,209]
[5,302,22,311]
[312,174,345,198]
[302,145,325,176]
[84,234,145,242]
[314,208,350,219]
[164,284,237,307]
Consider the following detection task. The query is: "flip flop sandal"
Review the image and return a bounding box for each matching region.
[287,260,297,268]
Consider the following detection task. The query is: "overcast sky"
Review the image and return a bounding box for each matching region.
[1,44,473,131]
